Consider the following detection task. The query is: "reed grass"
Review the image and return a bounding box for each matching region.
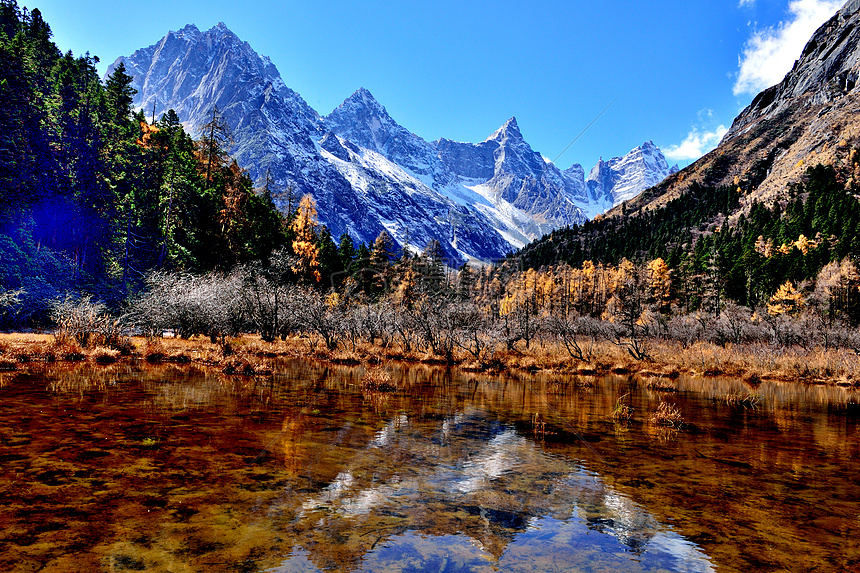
[361,364,397,392]
[719,391,761,408]
[92,347,120,364]
[612,394,634,422]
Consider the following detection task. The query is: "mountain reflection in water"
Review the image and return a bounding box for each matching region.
[275,409,713,572]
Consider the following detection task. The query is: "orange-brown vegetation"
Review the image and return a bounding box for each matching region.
[1,331,858,389]
[650,401,684,428]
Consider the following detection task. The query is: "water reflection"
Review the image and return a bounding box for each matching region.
[276,407,713,572]
[0,359,857,572]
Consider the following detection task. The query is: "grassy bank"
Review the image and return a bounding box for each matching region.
[1,332,858,388]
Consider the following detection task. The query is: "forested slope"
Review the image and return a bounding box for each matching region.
[0,1,286,324]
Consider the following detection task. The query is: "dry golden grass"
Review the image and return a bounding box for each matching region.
[91,346,120,364]
[361,364,396,392]
[643,376,678,392]
[0,331,858,388]
[650,401,684,428]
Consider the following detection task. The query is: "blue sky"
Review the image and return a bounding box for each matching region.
[21,0,845,170]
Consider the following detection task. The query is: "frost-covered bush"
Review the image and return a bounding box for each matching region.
[131,271,243,342]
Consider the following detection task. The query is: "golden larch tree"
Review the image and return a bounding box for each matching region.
[767,281,804,316]
[290,194,321,283]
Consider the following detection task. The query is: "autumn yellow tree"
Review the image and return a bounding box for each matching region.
[647,257,672,314]
[579,260,596,314]
[499,268,540,349]
[290,195,321,283]
[767,281,804,315]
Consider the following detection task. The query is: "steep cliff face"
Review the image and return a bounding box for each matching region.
[324,88,457,189]
[614,1,860,219]
[727,0,860,140]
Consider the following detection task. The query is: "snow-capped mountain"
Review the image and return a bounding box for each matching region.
[324,90,589,248]
[109,23,676,261]
[325,88,457,190]
[585,142,679,211]
[110,24,510,264]
[555,143,680,219]
[433,118,589,247]
[564,141,678,219]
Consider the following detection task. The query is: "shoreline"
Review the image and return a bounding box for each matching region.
[1,332,858,389]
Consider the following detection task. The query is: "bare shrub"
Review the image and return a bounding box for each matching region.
[604,319,651,361]
[713,302,755,345]
[51,295,122,349]
[547,312,602,362]
[349,303,397,348]
[409,296,454,360]
[756,310,805,348]
[451,302,496,361]
[666,314,704,348]
[389,304,418,353]
[293,287,343,351]
[131,271,243,343]
[238,250,299,342]
[497,301,541,351]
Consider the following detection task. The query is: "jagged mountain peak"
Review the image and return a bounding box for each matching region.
[201,22,242,44]
[109,22,318,137]
[351,87,381,105]
[579,141,677,213]
[172,23,201,39]
[330,87,392,125]
[487,117,522,142]
[325,87,415,158]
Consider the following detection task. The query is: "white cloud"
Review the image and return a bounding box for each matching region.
[738,0,756,7]
[734,0,843,95]
[664,125,729,162]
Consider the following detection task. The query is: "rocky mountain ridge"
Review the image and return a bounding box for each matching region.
[611,0,860,221]
[110,23,676,261]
